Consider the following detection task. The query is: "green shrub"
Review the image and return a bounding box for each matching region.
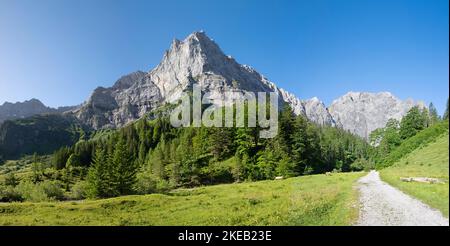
[16,181,48,202]
[3,173,19,187]
[69,180,89,200]
[134,170,172,194]
[39,180,65,200]
[15,180,65,202]
[0,185,23,202]
[350,158,373,171]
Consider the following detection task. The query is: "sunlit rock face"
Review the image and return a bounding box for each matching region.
[73,31,423,139]
[328,92,425,139]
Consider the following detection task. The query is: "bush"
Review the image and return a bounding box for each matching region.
[15,180,65,202]
[40,180,65,200]
[134,170,171,194]
[69,180,89,200]
[350,158,373,171]
[0,185,23,202]
[3,172,19,186]
[15,181,48,202]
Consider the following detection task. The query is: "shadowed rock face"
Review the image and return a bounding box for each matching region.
[73,31,423,138]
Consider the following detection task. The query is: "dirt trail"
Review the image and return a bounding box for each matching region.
[356,170,449,226]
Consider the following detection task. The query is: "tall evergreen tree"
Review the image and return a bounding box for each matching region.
[428,102,440,125]
[112,137,137,195]
[444,99,449,120]
[290,116,308,174]
[86,147,117,198]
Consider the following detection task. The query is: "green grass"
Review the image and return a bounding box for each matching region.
[0,172,364,226]
[380,133,449,217]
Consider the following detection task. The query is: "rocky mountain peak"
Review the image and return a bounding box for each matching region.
[72,31,425,140]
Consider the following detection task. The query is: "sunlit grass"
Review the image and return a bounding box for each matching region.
[0,172,364,225]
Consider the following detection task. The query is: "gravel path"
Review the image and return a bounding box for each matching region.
[356,170,449,226]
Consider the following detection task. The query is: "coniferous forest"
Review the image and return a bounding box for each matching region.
[1,100,447,202]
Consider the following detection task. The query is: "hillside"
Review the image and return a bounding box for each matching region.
[0,114,88,159]
[380,132,449,217]
[377,121,449,168]
[0,172,364,226]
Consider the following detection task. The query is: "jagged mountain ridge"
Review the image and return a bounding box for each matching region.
[0,98,77,123]
[73,31,424,139]
[73,31,335,129]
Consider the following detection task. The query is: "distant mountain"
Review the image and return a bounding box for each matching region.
[73,31,423,138]
[329,92,425,139]
[0,99,78,124]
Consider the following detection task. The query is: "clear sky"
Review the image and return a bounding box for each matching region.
[0,0,448,114]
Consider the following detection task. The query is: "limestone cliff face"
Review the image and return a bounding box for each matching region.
[74,31,331,128]
[74,71,160,129]
[328,92,425,139]
[72,31,423,138]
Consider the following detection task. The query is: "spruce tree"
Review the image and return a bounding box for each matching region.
[291,116,307,175]
[86,147,112,198]
[444,99,449,120]
[112,137,137,195]
[428,102,440,125]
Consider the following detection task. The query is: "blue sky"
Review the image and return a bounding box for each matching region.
[0,0,448,114]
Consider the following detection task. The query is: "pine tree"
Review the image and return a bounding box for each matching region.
[428,102,440,125]
[86,147,116,198]
[278,103,296,155]
[444,99,449,120]
[290,116,308,175]
[112,137,137,195]
[421,107,431,128]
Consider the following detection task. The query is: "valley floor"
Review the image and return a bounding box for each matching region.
[0,172,364,226]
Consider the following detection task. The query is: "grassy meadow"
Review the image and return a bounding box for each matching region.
[0,172,364,226]
[380,133,449,217]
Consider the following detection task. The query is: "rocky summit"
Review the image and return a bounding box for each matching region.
[72,31,424,139]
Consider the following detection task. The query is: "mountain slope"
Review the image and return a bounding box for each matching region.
[380,129,449,217]
[0,114,88,159]
[0,99,77,124]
